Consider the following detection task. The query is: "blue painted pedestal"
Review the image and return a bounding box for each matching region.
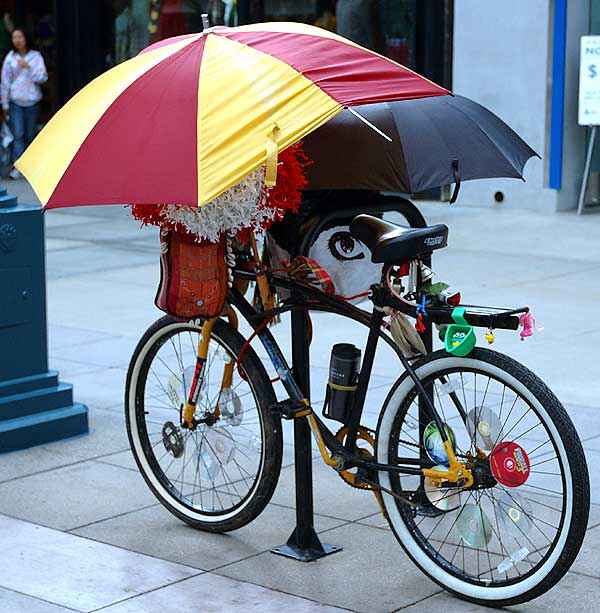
[0,187,88,453]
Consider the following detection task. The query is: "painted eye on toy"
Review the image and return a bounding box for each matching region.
[328,231,365,261]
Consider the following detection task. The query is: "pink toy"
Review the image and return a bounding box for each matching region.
[519,310,543,341]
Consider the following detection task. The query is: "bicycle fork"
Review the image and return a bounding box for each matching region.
[181,307,239,429]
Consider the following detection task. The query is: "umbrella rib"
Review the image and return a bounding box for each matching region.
[347,107,393,142]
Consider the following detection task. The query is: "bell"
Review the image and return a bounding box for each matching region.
[420,263,434,284]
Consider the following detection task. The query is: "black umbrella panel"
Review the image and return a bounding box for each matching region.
[302,94,539,199]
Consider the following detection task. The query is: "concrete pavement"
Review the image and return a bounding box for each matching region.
[1,177,599,611]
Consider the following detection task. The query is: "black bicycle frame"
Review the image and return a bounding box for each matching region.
[229,262,521,474]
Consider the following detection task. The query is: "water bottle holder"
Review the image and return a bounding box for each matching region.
[322,378,359,424]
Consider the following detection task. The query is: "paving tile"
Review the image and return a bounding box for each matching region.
[588,502,600,529]
[60,367,128,411]
[0,445,79,483]
[45,237,90,251]
[0,460,156,531]
[0,407,128,482]
[99,572,347,613]
[48,323,120,351]
[271,456,382,521]
[72,501,345,571]
[0,587,78,613]
[398,571,600,611]
[218,521,439,613]
[43,211,105,228]
[0,514,198,612]
[582,448,600,506]
[86,262,159,288]
[46,245,154,280]
[51,335,139,370]
[570,524,600,578]
[46,274,159,338]
[46,222,156,247]
[19,407,129,467]
[47,356,106,379]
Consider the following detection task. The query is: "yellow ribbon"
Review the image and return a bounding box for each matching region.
[327,381,358,392]
[264,123,280,187]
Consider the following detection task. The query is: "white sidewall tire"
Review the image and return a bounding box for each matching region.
[376,354,573,602]
[126,321,267,524]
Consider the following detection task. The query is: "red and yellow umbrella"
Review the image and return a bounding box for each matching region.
[16,22,447,210]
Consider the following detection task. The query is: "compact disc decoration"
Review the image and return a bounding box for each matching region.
[456,503,493,548]
[490,441,530,487]
[466,407,504,451]
[496,491,532,539]
[425,465,462,511]
[423,421,457,464]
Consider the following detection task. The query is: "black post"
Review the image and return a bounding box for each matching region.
[271,269,340,561]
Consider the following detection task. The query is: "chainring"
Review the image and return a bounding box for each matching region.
[335,425,376,489]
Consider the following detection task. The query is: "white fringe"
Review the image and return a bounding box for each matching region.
[160,168,274,242]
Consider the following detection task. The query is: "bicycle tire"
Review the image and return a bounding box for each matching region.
[125,315,283,532]
[375,347,589,606]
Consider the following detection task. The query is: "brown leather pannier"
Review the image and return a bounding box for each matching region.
[155,229,227,319]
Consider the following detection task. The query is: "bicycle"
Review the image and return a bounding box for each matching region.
[124,195,589,606]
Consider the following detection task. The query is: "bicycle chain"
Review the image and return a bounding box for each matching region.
[334,426,470,491]
[396,434,471,459]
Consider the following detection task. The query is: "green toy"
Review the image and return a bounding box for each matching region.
[444,307,476,356]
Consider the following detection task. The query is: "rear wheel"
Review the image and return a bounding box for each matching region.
[376,348,589,606]
[125,316,283,532]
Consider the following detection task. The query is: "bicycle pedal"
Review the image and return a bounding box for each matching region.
[271,399,312,420]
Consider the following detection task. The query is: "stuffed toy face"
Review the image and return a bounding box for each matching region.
[267,223,382,303]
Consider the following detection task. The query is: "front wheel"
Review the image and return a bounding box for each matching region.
[125,316,283,532]
[376,348,589,606]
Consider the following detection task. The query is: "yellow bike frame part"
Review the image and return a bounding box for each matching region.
[307,412,339,467]
[182,317,218,428]
[218,306,239,392]
[422,440,474,487]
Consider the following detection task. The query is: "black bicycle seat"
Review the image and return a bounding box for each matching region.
[349,214,448,264]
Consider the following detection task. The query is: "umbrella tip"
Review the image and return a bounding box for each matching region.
[201,14,211,32]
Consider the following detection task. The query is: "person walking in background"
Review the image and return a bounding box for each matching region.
[1,28,47,179]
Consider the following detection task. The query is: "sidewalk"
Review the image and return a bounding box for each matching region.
[1,177,599,612]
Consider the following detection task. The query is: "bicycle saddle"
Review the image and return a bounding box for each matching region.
[349,214,448,264]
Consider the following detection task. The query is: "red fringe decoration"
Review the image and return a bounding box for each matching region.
[267,141,311,221]
[130,142,311,239]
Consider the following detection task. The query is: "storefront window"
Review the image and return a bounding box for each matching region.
[263,1,417,69]
[113,0,238,64]
[114,0,151,63]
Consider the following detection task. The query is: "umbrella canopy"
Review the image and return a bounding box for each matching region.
[302,94,539,195]
[16,22,448,210]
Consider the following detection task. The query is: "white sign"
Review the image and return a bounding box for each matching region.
[579,36,600,125]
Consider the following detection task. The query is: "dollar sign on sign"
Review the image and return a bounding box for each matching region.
[590,64,597,79]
